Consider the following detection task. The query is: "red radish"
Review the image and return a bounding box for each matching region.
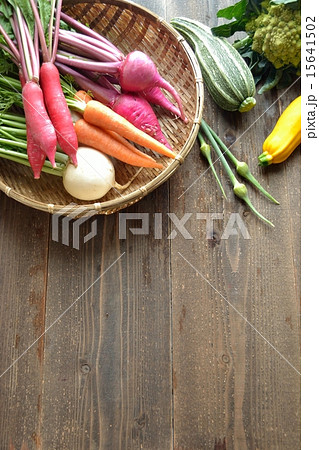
[20,72,47,178]
[139,86,187,122]
[112,93,172,149]
[56,15,187,122]
[118,51,186,122]
[26,128,47,179]
[22,81,57,167]
[40,62,78,165]
[56,62,172,148]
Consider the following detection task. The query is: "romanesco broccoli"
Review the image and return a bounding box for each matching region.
[246,1,301,70]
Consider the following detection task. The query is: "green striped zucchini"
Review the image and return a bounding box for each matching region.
[171,17,256,113]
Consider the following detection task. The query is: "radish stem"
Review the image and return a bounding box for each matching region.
[0,24,20,62]
[15,9,33,80]
[23,19,39,80]
[0,127,27,138]
[58,31,122,63]
[51,0,62,62]
[59,29,123,62]
[28,0,49,62]
[59,11,123,57]
[55,53,122,73]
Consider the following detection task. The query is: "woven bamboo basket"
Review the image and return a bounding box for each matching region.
[0,0,204,215]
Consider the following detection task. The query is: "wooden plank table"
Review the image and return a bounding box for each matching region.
[0,0,301,448]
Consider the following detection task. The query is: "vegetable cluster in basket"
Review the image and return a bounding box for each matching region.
[0,0,187,200]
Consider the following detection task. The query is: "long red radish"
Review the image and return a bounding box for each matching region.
[19,71,47,178]
[22,81,57,167]
[40,62,78,165]
[74,119,164,169]
[82,101,176,159]
[26,128,47,179]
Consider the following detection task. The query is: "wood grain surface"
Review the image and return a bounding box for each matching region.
[0,0,301,449]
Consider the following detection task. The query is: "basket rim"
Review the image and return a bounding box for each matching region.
[0,0,204,215]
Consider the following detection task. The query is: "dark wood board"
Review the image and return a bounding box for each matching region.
[0,0,301,449]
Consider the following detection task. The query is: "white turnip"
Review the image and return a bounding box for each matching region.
[63,146,141,201]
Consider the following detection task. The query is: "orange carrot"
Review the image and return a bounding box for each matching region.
[83,100,176,159]
[74,90,92,103]
[107,130,163,164]
[73,93,157,161]
[74,119,164,169]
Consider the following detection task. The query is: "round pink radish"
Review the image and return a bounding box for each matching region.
[118,51,187,122]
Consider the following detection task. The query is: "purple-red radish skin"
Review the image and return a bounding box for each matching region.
[19,72,46,178]
[112,93,172,149]
[119,51,157,91]
[140,86,186,121]
[56,62,171,147]
[40,62,78,165]
[26,128,47,179]
[22,81,57,167]
[118,51,187,122]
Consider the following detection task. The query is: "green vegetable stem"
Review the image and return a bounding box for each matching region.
[0,112,67,176]
[200,120,275,227]
[198,131,227,199]
[207,127,279,204]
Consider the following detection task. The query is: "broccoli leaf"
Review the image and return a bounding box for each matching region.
[216,0,248,20]
[212,0,263,36]
[212,19,247,37]
[257,67,282,94]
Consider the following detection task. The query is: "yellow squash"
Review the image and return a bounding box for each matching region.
[258,96,301,166]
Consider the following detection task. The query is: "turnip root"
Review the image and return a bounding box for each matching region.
[63,146,142,200]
